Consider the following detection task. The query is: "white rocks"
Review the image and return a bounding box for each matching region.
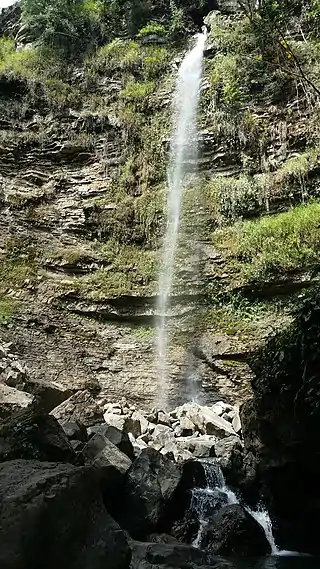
[232,408,241,433]
[0,383,34,419]
[99,398,242,463]
[151,424,174,451]
[103,412,127,431]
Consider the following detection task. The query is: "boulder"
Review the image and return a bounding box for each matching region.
[61,420,87,442]
[128,410,150,437]
[214,436,243,470]
[88,423,134,460]
[201,504,271,556]
[0,459,131,569]
[0,408,75,464]
[23,377,74,413]
[51,390,103,427]
[130,541,234,569]
[114,447,182,539]
[151,424,174,451]
[176,403,236,438]
[81,433,132,474]
[157,410,172,427]
[0,383,34,419]
[104,412,127,432]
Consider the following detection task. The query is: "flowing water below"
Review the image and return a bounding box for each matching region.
[232,557,319,568]
[190,462,318,568]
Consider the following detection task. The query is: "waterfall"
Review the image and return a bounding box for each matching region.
[156,30,207,409]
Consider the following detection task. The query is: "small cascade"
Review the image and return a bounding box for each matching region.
[191,461,237,549]
[246,506,279,555]
[190,461,281,555]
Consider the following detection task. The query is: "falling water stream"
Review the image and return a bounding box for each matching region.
[190,462,310,567]
[156,30,207,408]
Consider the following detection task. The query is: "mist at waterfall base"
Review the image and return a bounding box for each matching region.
[190,462,318,568]
[156,30,206,409]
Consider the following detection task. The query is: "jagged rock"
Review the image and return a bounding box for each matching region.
[130,541,234,569]
[0,383,35,419]
[177,403,236,438]
[104,411,127,431]
[114,447,181,539]
[157,410,172,427]
[51,390,103,427]
[61,420,88,442]
[81,433,132,474]
[151,424,175,451]
[129,410,150,437]
[0,408,75,463]
[87,423,134,460]
[175,416,195,437]
[0,459,131,569]
[201,504,271,556]
[23,377,74,413]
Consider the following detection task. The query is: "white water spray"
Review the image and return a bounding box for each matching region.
[156,30,207,408]
[191,461,283,555]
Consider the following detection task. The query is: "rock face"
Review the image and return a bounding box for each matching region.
[201,504,271,556]
[114,448,182,539]
[0,459,131,569]
[241,301,320,554]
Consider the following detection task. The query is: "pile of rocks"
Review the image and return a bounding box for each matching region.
[101,399,242,464]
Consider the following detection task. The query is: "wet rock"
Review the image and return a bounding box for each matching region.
[130,541,230,569]
[201,504,271,556]
[23,377,73,413]
[0,383,35,419]
[0,408,75,463]
[0,459,131,569]
[115,447,181,539]
[176,416,196,437]
[51,390,103,427]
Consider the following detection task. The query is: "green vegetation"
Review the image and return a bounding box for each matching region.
[0,297,19,324]
[66,241,158,299]
[214,202,320,282]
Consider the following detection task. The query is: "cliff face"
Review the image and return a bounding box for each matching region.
[0,0,320,414]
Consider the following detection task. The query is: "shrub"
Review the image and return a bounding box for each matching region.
[137,23,167,38]
[237,201,320,279]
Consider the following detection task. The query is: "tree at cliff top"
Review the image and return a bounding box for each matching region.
[20,0,209,56]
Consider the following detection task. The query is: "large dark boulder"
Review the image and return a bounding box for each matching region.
[201,504,270,556]
[0,459,131,569]
[241,296,320,553]
[114,447,182,539]
[130,541,235,569]
[0,408,75,464]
